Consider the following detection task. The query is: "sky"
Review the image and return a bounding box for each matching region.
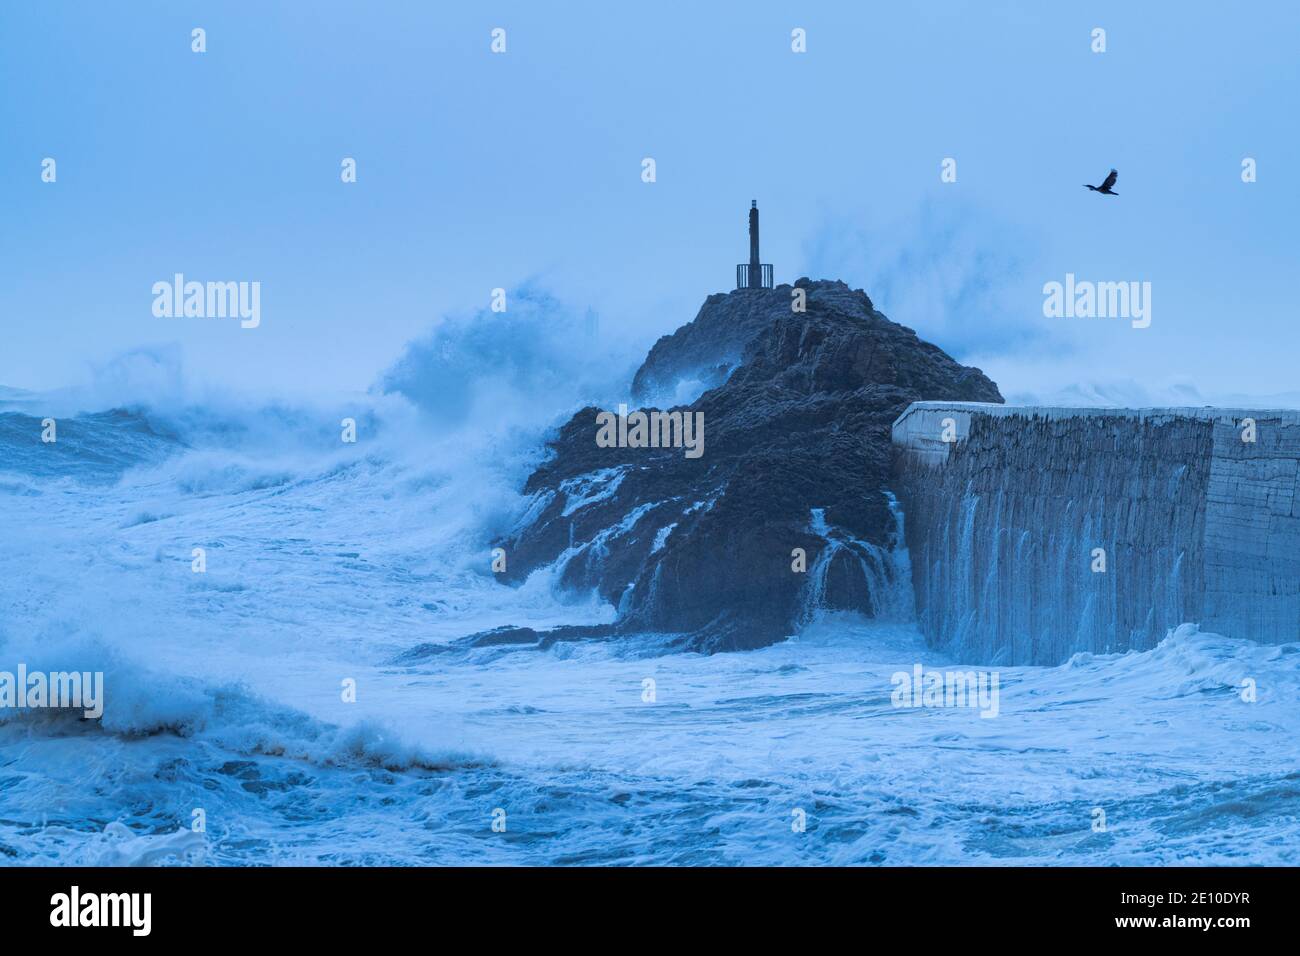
[2,1,1298,406]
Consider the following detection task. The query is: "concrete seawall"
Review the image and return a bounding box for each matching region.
[890,402,1300,665]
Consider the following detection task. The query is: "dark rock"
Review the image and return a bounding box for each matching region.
[392,624,618,664]
[631,287,809,403]
[501,279,1002,652]
[467,625,542,647]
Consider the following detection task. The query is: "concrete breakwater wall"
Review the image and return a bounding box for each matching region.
[891,402,1300,665]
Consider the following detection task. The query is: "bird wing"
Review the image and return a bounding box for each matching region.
[1101,169,1118,191]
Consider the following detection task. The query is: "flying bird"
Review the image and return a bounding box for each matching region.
[1084,169,1119,195]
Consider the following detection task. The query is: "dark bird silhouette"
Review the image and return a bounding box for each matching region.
[1084,169,1119,195]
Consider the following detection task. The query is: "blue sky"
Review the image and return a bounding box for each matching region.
[2,1,1297,405]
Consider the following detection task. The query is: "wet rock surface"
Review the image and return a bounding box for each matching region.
[502,279,1003,652]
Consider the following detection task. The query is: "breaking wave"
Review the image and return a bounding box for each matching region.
[2,328,1297,866]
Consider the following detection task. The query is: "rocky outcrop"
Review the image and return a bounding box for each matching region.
[630,290,801,403]
[501,279,1003,652]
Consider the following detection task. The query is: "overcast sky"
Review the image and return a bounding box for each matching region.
[2,1,1297,406]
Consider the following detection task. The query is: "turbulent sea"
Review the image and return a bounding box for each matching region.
[1,384,1298,867]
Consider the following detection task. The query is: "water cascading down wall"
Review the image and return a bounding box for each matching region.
[891,402,1300,665]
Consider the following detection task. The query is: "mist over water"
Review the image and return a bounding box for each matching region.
[2,312,1298,866]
